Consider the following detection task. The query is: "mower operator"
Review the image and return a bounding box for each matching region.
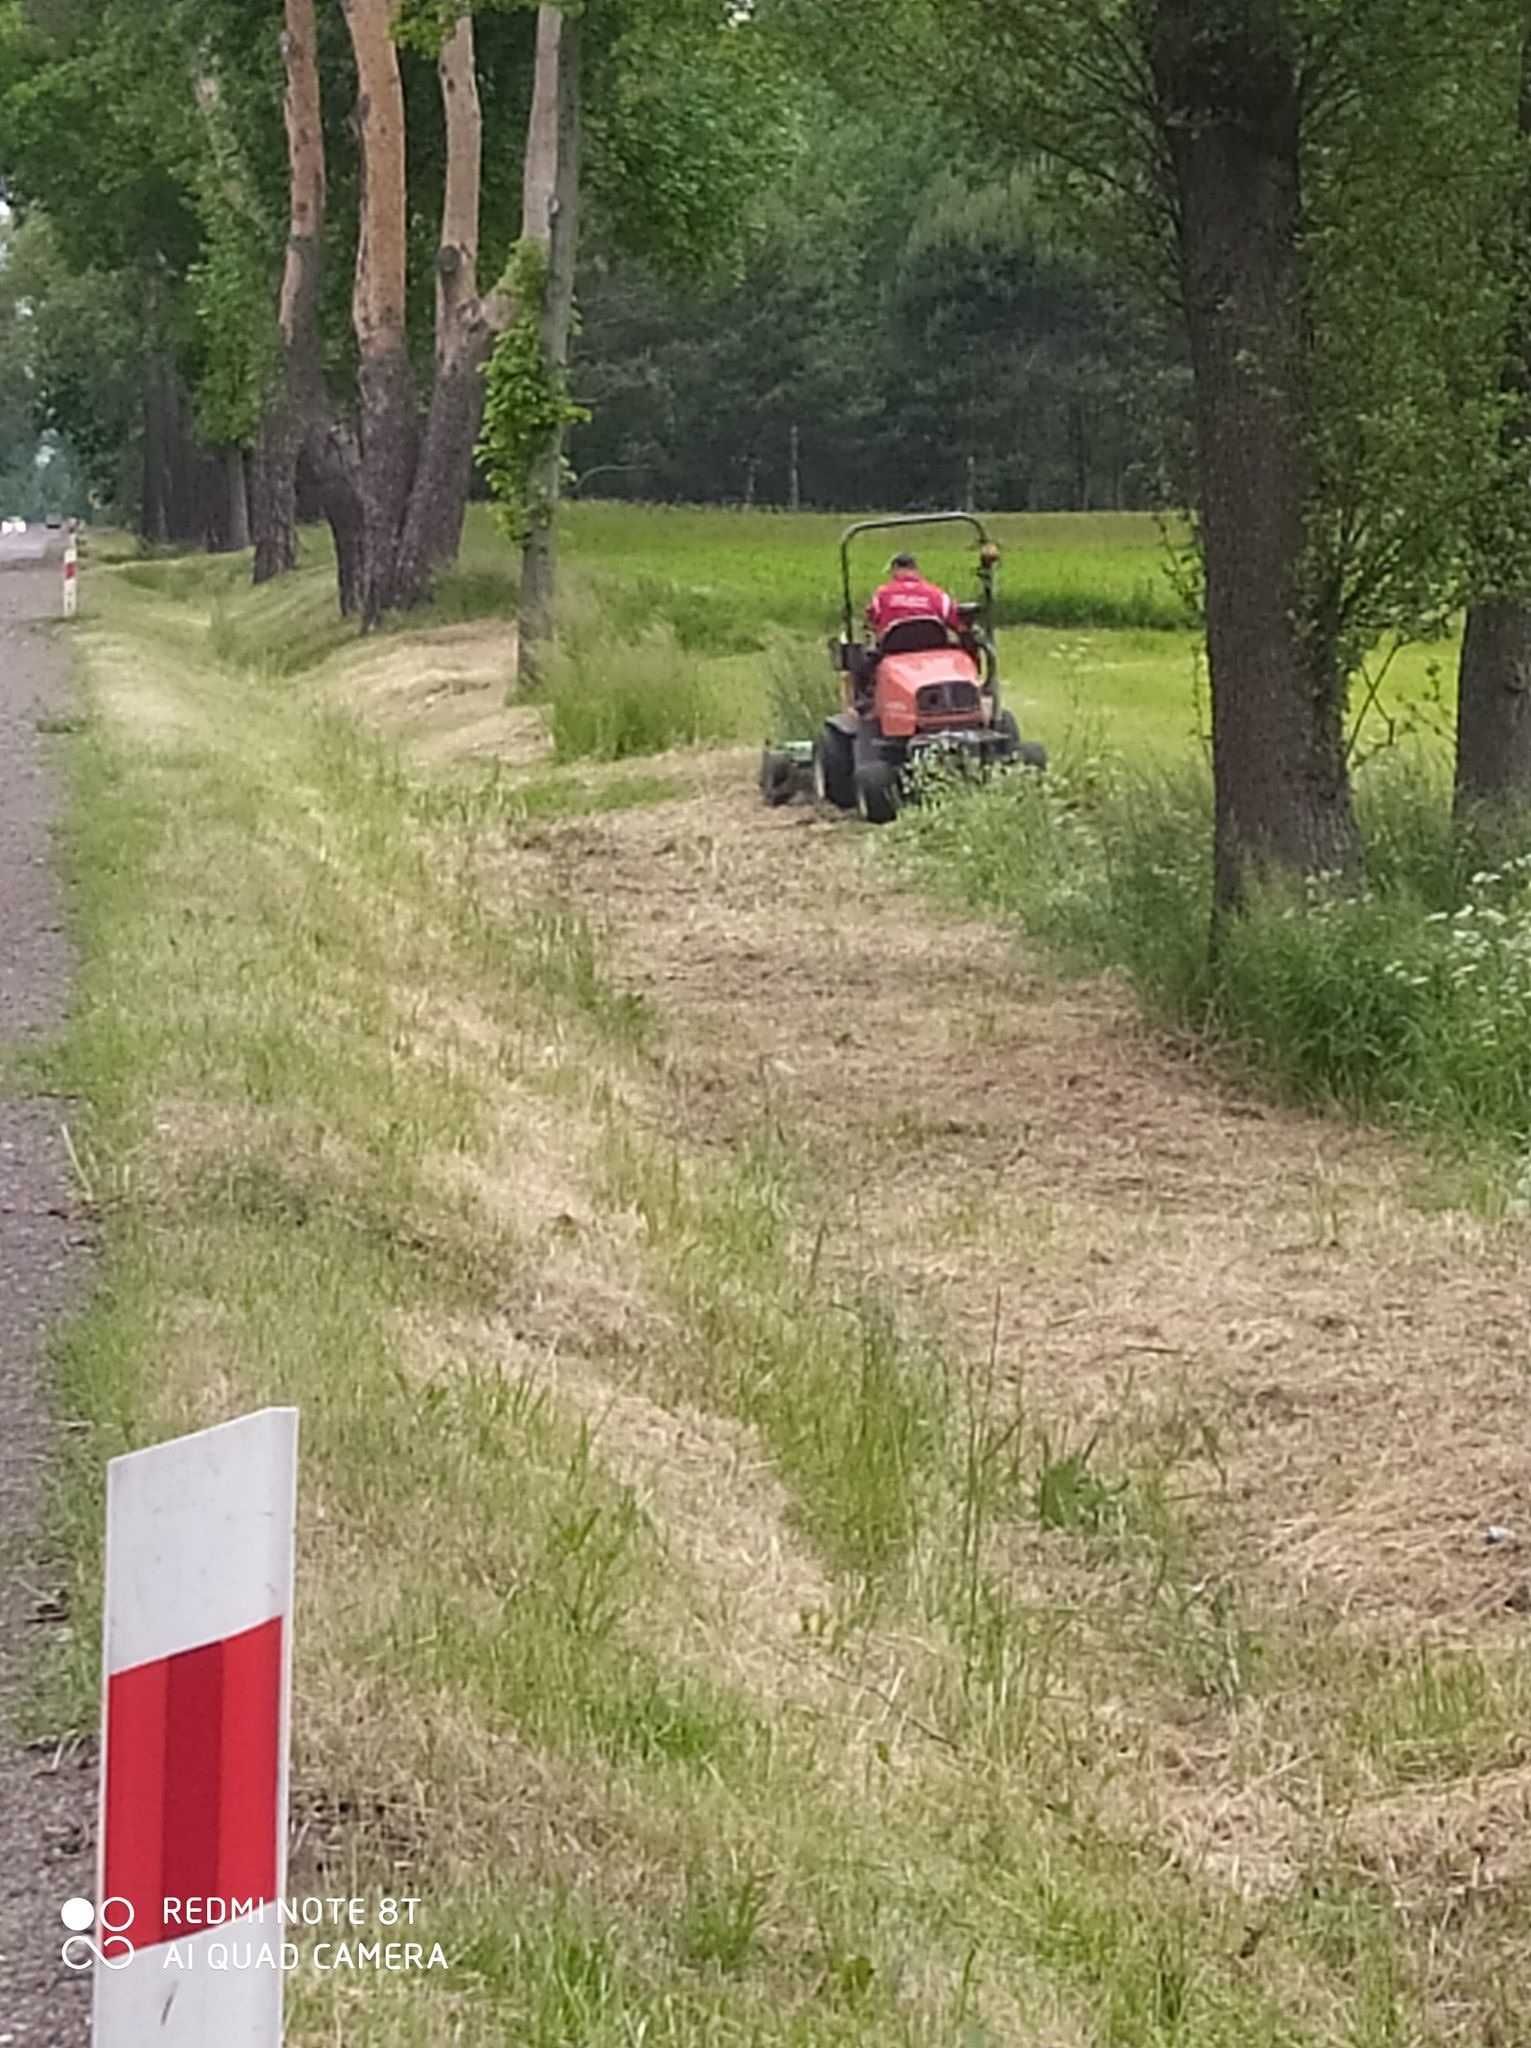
[866,552,963,642]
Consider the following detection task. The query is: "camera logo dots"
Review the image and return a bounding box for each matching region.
[60,1896,136,1970]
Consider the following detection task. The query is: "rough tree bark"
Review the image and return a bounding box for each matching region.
[1455,2,1531,815]
[250,402,299,581]
[516,8,581,685]
[211,446,251,552]
[1149,0,1359,911]
[340,0,418,627]
[141,352,213,547]
[253,0,366,609]
[392,12,497,610]
[141,353,170,545]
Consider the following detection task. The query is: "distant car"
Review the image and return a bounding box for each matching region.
[44,512,63,530]
[0,517,24,535]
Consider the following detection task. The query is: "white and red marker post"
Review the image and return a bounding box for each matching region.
[90,1407,299,2046]
[61,532,78,618]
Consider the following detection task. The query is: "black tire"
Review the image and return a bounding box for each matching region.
[855,759,902,824]
[813,721,856,809]
[994,707,1047,772]
[759,748,797,806]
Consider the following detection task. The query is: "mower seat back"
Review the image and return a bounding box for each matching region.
[877,616,953,655]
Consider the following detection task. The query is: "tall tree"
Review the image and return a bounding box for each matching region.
[340,0,418,624]
[391,9,526,610]
[251,0,324,584]
[1456,2,1531,816]
[1149,0,1359,906]
[516,4,581,682]
[915,0,1515,912]
[252,0,367,605]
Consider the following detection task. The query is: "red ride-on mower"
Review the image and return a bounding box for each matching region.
[758,512,1046,823]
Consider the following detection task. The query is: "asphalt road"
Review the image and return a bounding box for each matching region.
[0,557,93,2043]
[0,531,60,571]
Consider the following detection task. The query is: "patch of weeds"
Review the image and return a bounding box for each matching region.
[420,566,517,623]
[540,611,738,762]
[454,1905,627,2042]
[677,1862,774,1974]
[1348,1644,1531,1785]
[514,906,654,1049]
[1154,1575,1264,1704]
[606,1130,949,1579]
[501,770,682,823]
[1034,1431,1128,1536]
[764,627,839,742]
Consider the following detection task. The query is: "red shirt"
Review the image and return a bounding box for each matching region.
[866,572,960,640]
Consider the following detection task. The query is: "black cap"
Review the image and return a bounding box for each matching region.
[890,552,918,571]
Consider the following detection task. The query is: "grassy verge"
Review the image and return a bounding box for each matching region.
[885,741,1531,1180]
[31,546,1531,2044]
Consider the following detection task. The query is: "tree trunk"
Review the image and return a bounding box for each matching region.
[1456,3,1531,815]
[340,0,417,627]
[141,354,170,545]
[392,12,494,610]
[143,358,210,548]
[252,401,300,581]
[517,8,581,686]
[239,0,370,614]
[1456,601,1531,808]
[1149,0,1358,913]
[1069,395,1089,512]
[253,0,332,588]
[215,445,251,552]
[302,424,366,617]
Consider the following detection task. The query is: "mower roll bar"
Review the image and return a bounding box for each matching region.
[838,511,997,643]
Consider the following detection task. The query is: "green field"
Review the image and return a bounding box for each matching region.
[461,502,1197,636]
[125,502,1462,769]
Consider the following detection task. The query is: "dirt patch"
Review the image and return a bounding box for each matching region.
[518,779,1531,1638]
[326,623,547,769]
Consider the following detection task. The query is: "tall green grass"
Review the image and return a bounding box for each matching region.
[890,747,1531,1164]
[538,607,737,762]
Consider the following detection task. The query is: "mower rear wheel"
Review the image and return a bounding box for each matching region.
[995,708,1047,772]
[855,759,902,824]
[813,722,856,809]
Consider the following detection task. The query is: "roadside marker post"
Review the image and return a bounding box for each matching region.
[61,536,78,618]
[84,1408,299,2047]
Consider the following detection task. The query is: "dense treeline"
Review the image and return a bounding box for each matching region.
[569,112,1178,514]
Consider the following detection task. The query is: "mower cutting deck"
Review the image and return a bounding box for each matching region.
[759,512,1045,823]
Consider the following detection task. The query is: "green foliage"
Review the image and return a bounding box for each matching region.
[1299,0,1526,664]
[478,240,590,547]
[889,745,1531,1163]
[537,607,735,763]
[187,186,279,449]
[938,0,1530,659]
[589,5,798,283]
[763,631,838,742]
[573,89,1173,514]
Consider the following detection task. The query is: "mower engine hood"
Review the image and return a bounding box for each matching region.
[875,646,987,740]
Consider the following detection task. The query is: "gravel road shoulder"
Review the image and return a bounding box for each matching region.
[0,559,93,2043]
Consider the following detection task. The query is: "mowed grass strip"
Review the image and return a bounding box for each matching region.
[28,541,1531,2045]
